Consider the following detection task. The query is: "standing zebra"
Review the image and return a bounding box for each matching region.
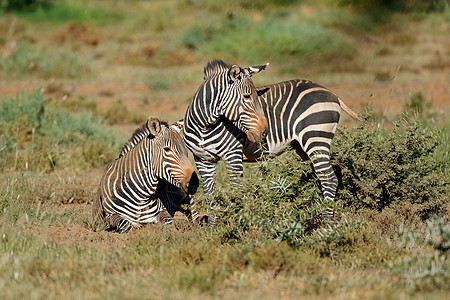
[183,59,269,224]
[182,78,360,221]
[242,79,361,219]
[93,116,197,233]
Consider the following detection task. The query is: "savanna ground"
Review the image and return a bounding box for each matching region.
[0,0,449,299]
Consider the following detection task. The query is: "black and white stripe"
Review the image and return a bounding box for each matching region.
[93,116,196,232]
[245,79,360,219]
[183,78,360,221]
[183,59,268,224]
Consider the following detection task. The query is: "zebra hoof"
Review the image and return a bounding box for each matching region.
[193,213,209,225]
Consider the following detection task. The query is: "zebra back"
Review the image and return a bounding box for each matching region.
[253,80,340,155]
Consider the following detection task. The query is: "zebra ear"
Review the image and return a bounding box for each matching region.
[246,63,269,76]
[147,116,161,136]
[228,65,241,83]
[257,87,270,97]
[170,119,184,134]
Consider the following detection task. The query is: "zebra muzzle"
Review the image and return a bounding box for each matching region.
[247,122,268,143]
[179,169,199,195]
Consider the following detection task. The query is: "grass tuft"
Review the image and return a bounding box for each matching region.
[7,1,124,24]
[179,11,357,67]
[0,91,122,171]
[0,42,89,79]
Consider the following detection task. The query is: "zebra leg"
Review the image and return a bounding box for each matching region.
[185,195,209,223]
[224,148,244,186]
[309,151,338,221]
[195,157,218,225]
[157,206,174,225]
[106,214,140,233]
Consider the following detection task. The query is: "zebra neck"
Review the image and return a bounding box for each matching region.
[121,139,159,197]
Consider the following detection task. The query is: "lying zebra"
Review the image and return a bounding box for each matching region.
[181,69,360,221]
[92,116,198,233]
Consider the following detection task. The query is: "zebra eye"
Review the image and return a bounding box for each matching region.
[243,93,251,99]
[163,147,171,152]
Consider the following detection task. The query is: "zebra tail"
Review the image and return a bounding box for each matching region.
[338,98,361,122]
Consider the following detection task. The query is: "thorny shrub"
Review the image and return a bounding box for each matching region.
[210,111,448,250]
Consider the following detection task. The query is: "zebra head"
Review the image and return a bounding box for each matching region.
[147,116,198,195]
[239,63,270,143]
[203,59,268,143]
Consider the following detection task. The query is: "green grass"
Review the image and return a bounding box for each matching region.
[1,101,449,298]
[0,42,90,79]
[0,0,449,298]
[179,10,357,66]
[3,0,124,24]
[0,91,123,171]
[0,207,447,298]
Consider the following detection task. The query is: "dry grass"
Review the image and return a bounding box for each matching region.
[0,0,449,299]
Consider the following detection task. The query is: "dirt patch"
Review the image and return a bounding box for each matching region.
[27,221,128,250]
[49,224,128,249]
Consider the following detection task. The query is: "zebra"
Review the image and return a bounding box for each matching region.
[92,116,198,233]
[183,59,269,224]
[242,79,360,219]
[182,78,360,221]
[119,118,201,223]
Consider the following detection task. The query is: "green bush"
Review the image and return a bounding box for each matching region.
[208,112,448,247]
[2,0,124,24]
[0,91,122,171]
[179,11,356,65]
[0,0,51,12]
[238,0,303,9]
[0,42,89,79]
[100,99,147,125]
[404,92,432,113]
[337,0,448,12]
[332,113,448,220]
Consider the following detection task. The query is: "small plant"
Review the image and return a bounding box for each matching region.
[373,71,393,82]
[0,42,89,79]
[0,91,122,171]
[388,217,449,292]
[0,0,51,12]
[148,78,170,91]
[269,176,293,196]
[303,220,367,257]
[404,92,430,113]
[100,99,147,125]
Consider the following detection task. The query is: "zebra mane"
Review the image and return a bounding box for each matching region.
[203,59,231,80]
[118,120,169,158]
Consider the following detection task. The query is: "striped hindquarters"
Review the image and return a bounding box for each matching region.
[257,79,341,220]
[257,79,340,157]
